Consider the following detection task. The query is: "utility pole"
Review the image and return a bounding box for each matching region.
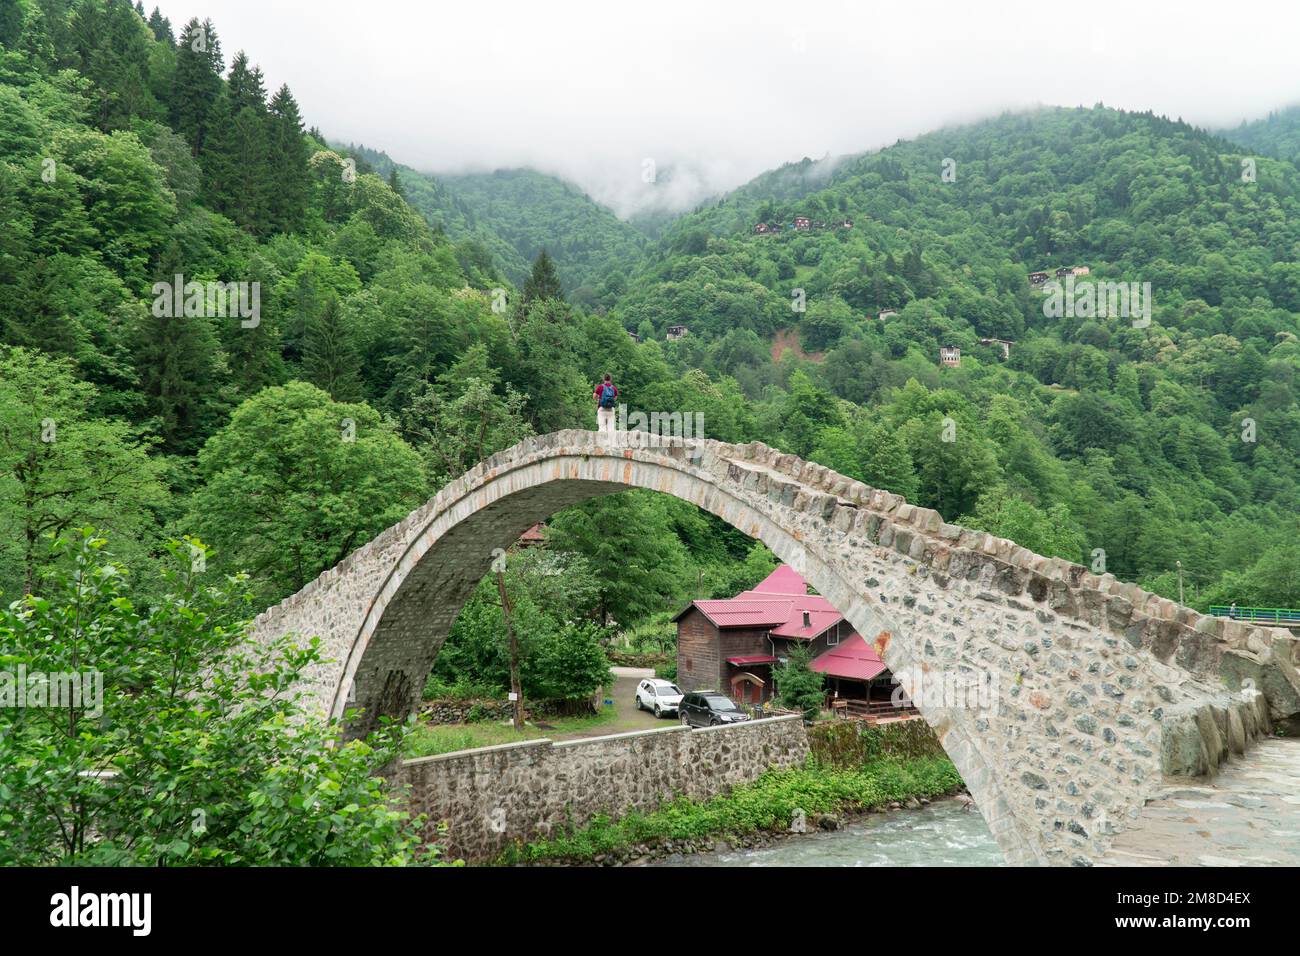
[1176,560,1185,606]
[497,569,524,731]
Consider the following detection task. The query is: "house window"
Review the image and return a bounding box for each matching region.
[827,622,840,645]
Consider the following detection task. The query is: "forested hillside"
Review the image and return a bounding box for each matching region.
[437,167,648,304]
[331,141,523,288]
[1,0,1298,636]
[1224,104,1300,162]
[323,150,647,307]
[604,106,1300,608]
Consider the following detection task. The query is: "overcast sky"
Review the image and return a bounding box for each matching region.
[154,0,1300,217]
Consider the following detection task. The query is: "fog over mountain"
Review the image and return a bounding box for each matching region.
[152,0,1300,215]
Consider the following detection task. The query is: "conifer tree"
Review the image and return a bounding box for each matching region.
[226,51,266,113]
[302,296,362,401]
[521,248,563,307]
[202,90,272,234]
[0,0,25,48]
[266,84,310,233]
[199,90,237,208]
[132,304,228,455]
[147,7,173,43]
[69,0,158,129]
[170,17,223,152]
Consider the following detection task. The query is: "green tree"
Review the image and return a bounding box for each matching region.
[773,644,825,721]
[69,0,159,130]
[544,491,690,625]
[0,347,167,596]
[402,372,534,486]
[202,91,271,233]
[147,7,173,43]
[302,295,362,401]
[169,17,223,152]
[521,248,564,307]
[187,382,427,604]
[1201,544,1300,610]
[433,548,611,700]
[958,488,1086,563]
[131,292,228,455]
[47,125,176,287]
[266,84,310,232]
[855,419,921,500]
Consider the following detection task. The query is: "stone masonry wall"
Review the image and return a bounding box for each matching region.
[396,715,810,863]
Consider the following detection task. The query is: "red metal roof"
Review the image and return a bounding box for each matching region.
[769,605,843,639]
[811,634,888,682]
[726,655,778,665]
[686,599,792,629]
[673,566,859,642]
[749,564,808,595]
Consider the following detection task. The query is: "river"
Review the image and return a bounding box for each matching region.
[652,798,1005,867]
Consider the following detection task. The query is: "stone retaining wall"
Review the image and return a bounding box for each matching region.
[808,717,947,765]
[396,715,810,862]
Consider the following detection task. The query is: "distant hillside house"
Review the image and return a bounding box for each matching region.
[877,308,898,321]
[839,219,854,229]
[627,330,641,343]
[979,337,1013,360]
[793,216,812,230]
[518,523,546,547]
[666,324,688,341]
[673,565,896,706]
[753,222,775,234]
[939,345,962,367]
[1070,265,1090,276]
[1028,271,1050,286]
[1054,265,1089,278]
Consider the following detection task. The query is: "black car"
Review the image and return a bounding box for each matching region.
[679,691,751,727]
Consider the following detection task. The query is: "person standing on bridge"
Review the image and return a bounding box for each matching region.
[594,373,618,433]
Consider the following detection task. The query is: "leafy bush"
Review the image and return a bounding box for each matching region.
[422,674,505,701]
[773,644,825,721]
[0,532,434,866]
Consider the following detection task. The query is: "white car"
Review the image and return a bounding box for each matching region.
[634,678,684,718]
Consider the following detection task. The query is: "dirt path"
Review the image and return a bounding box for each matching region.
[553,666,669,741]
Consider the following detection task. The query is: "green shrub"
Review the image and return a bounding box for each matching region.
[773,644,825,721]
[654,660,678,681]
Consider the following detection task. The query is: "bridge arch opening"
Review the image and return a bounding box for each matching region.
[299,430,1027,863]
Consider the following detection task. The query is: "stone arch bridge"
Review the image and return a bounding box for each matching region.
[250,430,1299,866]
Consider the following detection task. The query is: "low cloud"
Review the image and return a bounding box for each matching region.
[157,0,1300,217]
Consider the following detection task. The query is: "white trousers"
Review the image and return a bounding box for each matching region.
[597,406,615,432]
